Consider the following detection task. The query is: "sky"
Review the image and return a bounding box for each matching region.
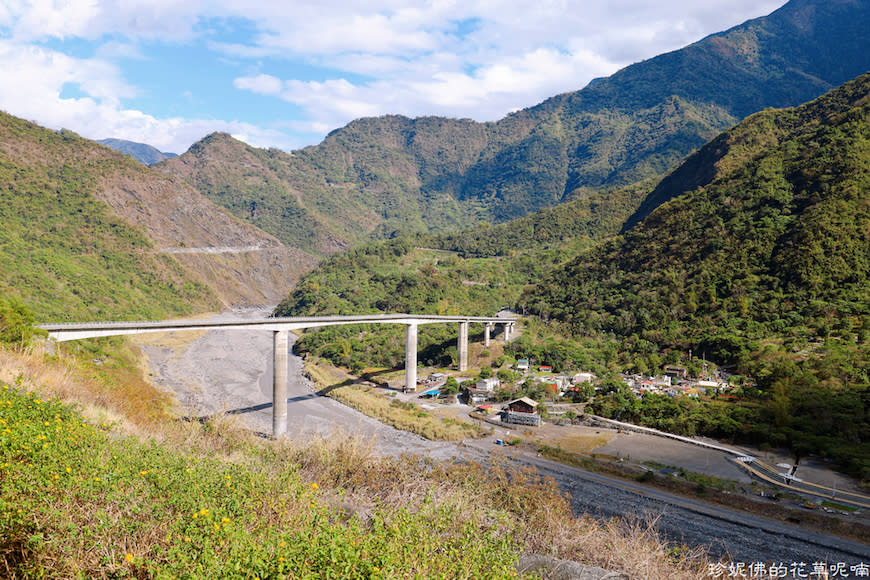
[0,0,788,154]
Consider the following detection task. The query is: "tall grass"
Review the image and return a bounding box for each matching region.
[0,343,709,578]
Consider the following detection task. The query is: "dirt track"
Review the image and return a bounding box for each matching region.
[133,309,480,462]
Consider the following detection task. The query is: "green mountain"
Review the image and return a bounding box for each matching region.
[524,73,870,353]
[161,0,870,254]
[0,113,317,321]
[98,138,177,166]
[523,74,870,477]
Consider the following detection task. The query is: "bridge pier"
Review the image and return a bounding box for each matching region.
[273,330,289,438]
[405,323,418,392]
[458,321,469,372]
[484,322,492,347]
[505,322,513,341]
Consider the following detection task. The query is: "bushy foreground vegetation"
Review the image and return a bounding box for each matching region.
[0,345,706,579]
[0,384,520,578]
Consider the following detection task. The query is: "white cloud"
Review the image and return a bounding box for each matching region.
[0,0,789,152]
[233,73,283,96]
[9,0,101,40]
[0,39,297,153]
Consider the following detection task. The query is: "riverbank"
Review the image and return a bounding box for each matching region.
[129,318,869,567]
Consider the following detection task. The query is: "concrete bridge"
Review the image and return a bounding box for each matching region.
[39,313,516,437]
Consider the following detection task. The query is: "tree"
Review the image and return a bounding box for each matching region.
[0,298,45,348]
[442,376,460,395]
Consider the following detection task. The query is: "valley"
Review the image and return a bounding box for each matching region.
[2,0,869,576]
[128,308,869,567]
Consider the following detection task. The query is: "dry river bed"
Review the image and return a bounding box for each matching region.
[132,310,869,569]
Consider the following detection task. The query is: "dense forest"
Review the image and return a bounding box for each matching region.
[524,74,870,480]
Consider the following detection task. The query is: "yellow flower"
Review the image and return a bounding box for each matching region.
[199,508,209,516]
[125,554,134,563]
[311,482,319,490]
[221,517,230,524]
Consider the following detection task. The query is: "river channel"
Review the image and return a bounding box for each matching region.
[134,309,869,570]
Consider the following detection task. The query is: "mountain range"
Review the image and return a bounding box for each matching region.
[3,0,868,321]
[97,138,177,166]
[0,0,867,480]
[157,0,870,256]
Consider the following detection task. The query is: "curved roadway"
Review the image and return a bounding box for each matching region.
[507,452,869,565]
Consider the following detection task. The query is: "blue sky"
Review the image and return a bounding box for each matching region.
[0,0,787,154]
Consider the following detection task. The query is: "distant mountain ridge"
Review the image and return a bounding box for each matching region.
[98,138,177,166]
[160,0,870,253]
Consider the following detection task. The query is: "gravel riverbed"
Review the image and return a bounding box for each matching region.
[134,310,869,569]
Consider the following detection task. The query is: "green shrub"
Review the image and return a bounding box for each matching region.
[0,297,45,347]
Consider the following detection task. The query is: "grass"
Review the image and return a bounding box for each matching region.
[305,361,488,441]
[0,343,710,578]
[820,500,859,513]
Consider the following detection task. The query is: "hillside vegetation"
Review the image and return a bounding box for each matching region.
[161,0,870,254]
[0,112,318,316]
[0,343,706,579]
[525,74,870,479]
[276,74,870,483]
[0,114,216,321]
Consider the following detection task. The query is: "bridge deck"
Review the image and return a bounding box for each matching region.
[39,313,516,341]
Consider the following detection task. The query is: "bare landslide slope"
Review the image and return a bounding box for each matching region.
[0,116,317,308]
[97,169,319,307]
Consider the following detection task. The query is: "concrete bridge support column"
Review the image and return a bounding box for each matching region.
[273,330,289,438]
[484,322,492,347]
[405,323,418,392]
[458,321,469,372]
[504,323,513,342]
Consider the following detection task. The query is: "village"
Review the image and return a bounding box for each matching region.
[402,358,735,430]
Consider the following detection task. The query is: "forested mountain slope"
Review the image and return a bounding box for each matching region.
[0,113,316,319]
[523,74,870,476]
[525,73,870,354]
[161,0,870,254]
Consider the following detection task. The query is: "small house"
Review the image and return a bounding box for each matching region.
[502,397,541,427]
[468,377,500,405]
[572,372,595,384]
[516,359,530,371]
[475,377,499,392]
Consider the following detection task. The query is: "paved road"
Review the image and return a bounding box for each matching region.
[509,452,869,566]
[137,314,869,567]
